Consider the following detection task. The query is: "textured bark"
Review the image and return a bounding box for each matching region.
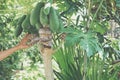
[42,48,54,80]
[109,20,119,38]
[38,27,54,80]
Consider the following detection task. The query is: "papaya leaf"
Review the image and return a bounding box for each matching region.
[116,0,120,7]
[76,15,80,26]
[64,28,102,57]
[79,32,102,57]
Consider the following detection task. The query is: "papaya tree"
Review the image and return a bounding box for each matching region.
[0,0,120,80]
[13,0,64,80]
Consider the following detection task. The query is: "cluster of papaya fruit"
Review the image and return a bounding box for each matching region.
[15,1,63,37]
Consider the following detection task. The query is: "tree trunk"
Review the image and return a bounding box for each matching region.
[38,27,54,80]
[42,48,54,80]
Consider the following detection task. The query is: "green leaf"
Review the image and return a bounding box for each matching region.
[91,21,107,34]
[65,34,80,46]
[64,27,84,46]
[116,0,120,7]
[61,27,80,33]
[76,15,80,26]
[79,37,95,57]
[63,27,102,57]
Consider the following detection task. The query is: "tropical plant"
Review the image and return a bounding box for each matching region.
[0,0,120,80]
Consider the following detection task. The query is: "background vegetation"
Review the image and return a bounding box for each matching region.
[0,0,120,80]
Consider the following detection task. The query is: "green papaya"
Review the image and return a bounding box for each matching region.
[22,14,39,34]
[22,14,31,32]
[40,7,49,27]
[15,24,23,37]
[49,7,59,32]
[29,25,38,34]
[15,15,26,37]
[43,2,51,15]
[35,22,42,30]
[17,15,26,25]
[30,2,44,26]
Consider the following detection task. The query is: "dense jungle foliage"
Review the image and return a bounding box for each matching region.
[0,0,120,80]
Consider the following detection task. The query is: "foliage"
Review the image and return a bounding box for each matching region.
[0,0,120,80]
[52,0,120,80]
[0,0,43,79]
[61,27,102,57]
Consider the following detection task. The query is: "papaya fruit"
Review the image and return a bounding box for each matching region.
[15,15,26,37]
[22,14,31,32]
[49,7,59,32]
[15,24,23,37]
[28,25,38,34]
[17,15,26,25]
[22,14,39,34]
[30,2,44,26]
[35,22,42,30]
[40,7,49,27]
[43,2,51,15]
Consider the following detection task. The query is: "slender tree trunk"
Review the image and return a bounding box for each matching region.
[38,27,54,80]
[42,48,54,80]
[109,20,118,37]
